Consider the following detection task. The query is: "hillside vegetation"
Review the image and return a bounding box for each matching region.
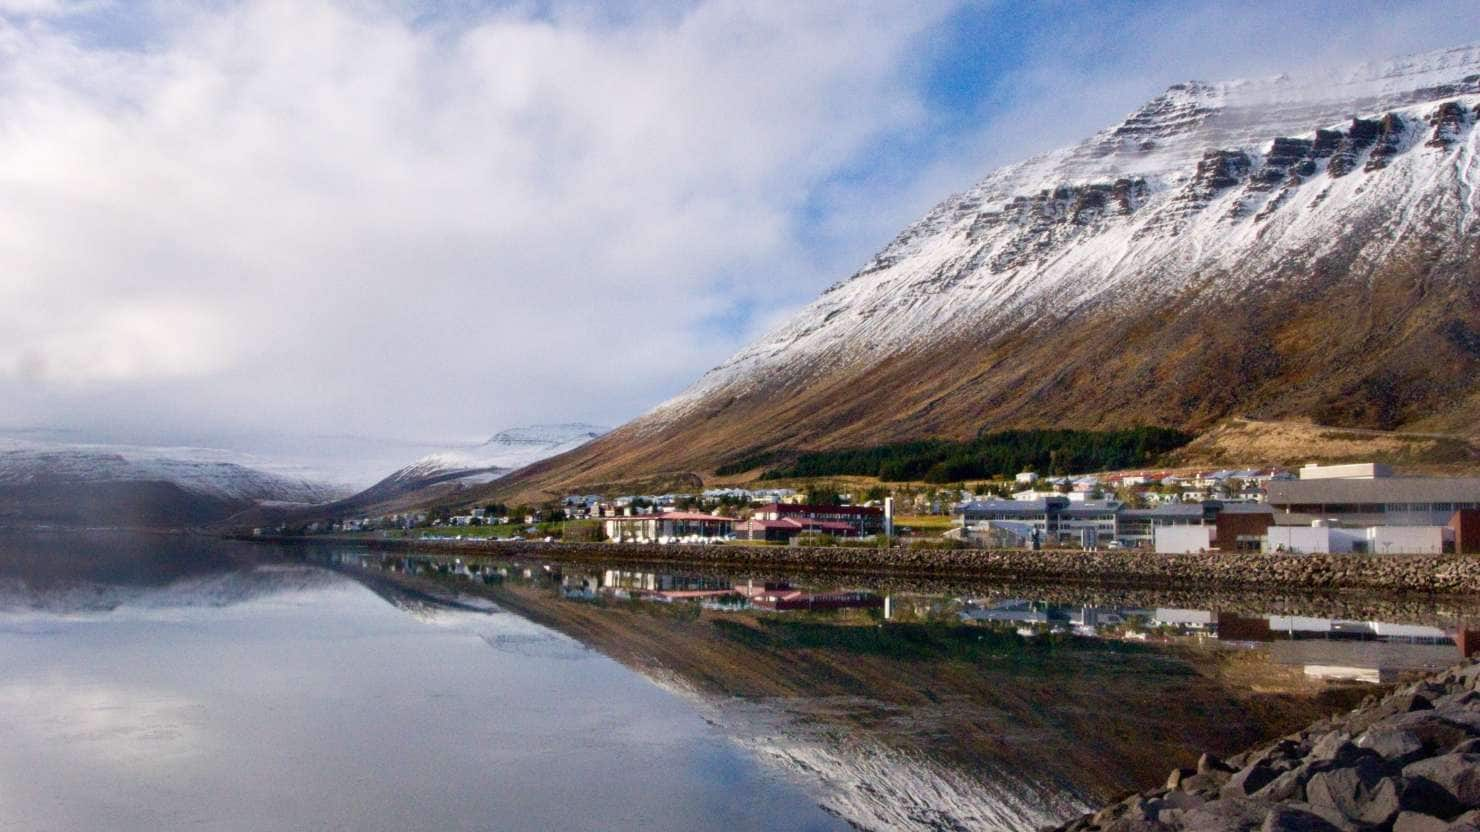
[741,427,1192,483]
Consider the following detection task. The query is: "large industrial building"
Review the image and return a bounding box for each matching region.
[956,497,1123,549]
[1265,476,1480,527]
[955,463,1480,554]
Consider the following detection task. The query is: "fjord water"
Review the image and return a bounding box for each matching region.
[4,536,1479,832]
[0,534,845,832]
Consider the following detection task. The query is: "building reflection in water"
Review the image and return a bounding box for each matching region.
[326,550,1479,686]
[957,599,1472,684]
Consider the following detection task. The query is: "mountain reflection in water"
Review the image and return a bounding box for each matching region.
[0,534,847,832]
[316,547,1480,832]
[5,534,1480,832]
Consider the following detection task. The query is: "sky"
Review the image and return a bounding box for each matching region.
[1,0,1477,470]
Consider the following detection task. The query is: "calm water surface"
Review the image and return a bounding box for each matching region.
[0,534,845,832]
[4,533,1480,832]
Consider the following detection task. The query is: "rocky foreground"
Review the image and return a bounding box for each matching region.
[1056,661,1480,832]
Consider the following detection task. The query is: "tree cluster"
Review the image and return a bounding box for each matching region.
[762,427,1191,483]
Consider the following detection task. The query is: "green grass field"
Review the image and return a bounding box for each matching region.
[894,514,955,533]
[416,523,527,539]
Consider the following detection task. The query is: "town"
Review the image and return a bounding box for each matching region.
[274,461,1480,556]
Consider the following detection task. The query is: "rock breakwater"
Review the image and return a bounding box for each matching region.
[1055,660,1480,832]
[260,537,1480,595]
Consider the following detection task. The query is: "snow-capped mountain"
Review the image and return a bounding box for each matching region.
[0,440,341,503]
[331,423,607,510]
[0,439,345,528]
[410,424,609,481]
[380,423,606,487]
[490,43,1480,499]
[654,44,1480,427]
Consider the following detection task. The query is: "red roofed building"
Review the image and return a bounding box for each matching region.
[734,517,861,542]
[749,503,884,537]
[733,582,883,611]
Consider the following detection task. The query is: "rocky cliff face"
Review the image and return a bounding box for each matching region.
[494,45,1480,501]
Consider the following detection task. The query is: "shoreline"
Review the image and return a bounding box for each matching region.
[1054,658,1480,831]
[238,535,1480,596]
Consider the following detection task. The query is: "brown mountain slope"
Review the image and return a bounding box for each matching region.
[480,233,1480,504]
[1168,418,1480,472]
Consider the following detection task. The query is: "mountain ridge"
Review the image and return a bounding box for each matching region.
[0,439,346,528]
[271,423,610,521]
[478,43,1480,502]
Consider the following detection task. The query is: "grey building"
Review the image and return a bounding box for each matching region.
[1265,478,1480,527]
[957,497,1120,548]
[1115,502,1220,548]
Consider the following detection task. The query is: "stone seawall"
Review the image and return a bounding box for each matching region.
[1056,660,1480,832]
[243,536,1480,595]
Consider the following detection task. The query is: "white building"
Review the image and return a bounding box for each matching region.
[1151,608,1217,630]
[602,511,734,544]
[1265,523,1450,555]
[1366,526,1448,555]
[1266,525,1354,554]
[1297,462,1393,480]
[1154,525,1214,554]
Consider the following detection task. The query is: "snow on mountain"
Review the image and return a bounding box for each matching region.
[470,423,611,471]
[0,438,344,504]
[645,43,1480,430]
[346,423,607,508]
[390,423,607,484]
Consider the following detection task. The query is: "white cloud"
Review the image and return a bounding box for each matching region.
[7,300,235,385]
[0,0,78,14]
[2,0,1475,463]
[0,0,956,441]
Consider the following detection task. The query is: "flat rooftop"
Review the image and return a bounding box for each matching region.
[1267,478,1480,505]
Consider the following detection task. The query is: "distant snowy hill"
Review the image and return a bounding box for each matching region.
[0,440,341,503]
[489,43,1480,501]
[0,439,346,528]
[394,424,611,485]
[321,424,608,513]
